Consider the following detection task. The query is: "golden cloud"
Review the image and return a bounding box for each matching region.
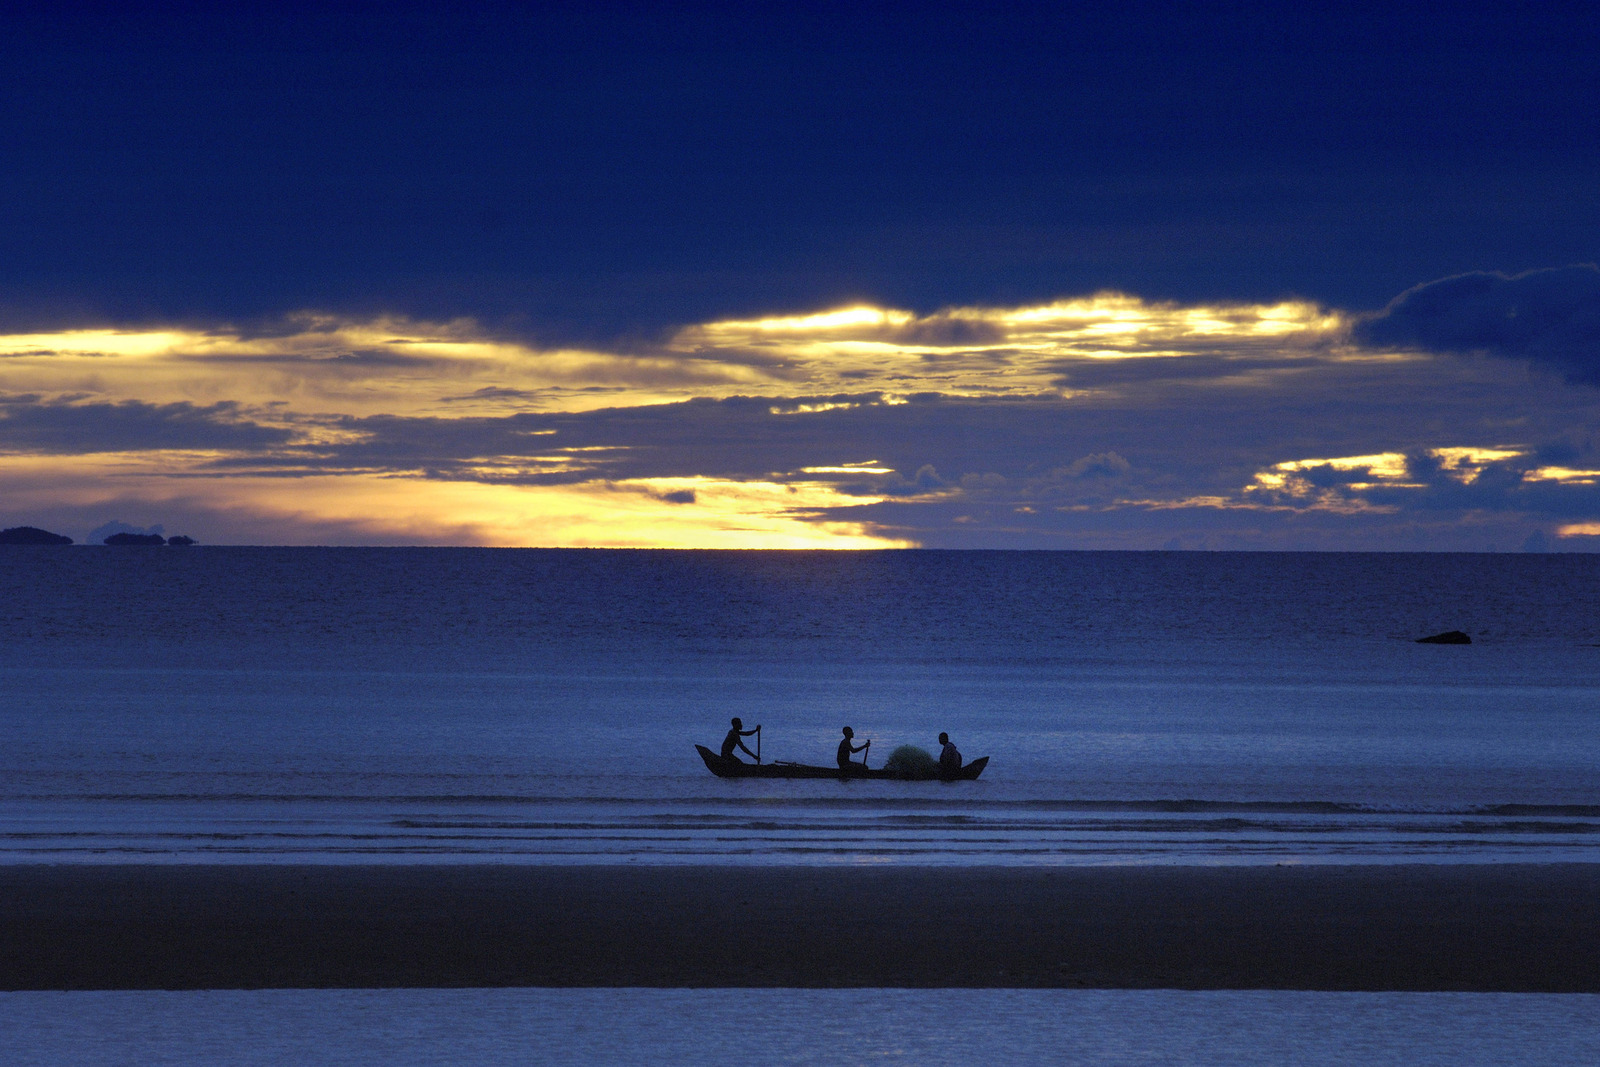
[0,295,1351,421]
[1,295,1589,548]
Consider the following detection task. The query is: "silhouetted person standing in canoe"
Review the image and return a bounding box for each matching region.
[837,726,870,769]
[938,732,963,775]
[722,717,760,763]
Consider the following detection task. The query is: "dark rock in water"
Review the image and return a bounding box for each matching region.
[103,532,167,546]
[166,535,197,546]
[1416,630,1471,644]
[0,526,73,545]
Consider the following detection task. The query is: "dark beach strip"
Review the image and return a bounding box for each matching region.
[3,864,1598,991]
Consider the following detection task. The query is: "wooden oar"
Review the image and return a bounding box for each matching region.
[756,724,761,765]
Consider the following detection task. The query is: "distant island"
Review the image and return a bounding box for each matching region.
[103,532,165,545]
[0,526,74,545]
[101,532,199,546]
[0,526,201,545]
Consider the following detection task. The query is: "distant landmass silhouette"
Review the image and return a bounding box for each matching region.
[88,520,163,545]
[0,526,73,545]
[103,532,167,546]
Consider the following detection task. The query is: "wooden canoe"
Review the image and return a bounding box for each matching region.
[696,744,988,781]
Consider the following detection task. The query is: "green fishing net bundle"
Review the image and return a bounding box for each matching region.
[883,745,938,776]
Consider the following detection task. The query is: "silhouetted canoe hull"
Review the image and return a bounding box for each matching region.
[696,745,988,781]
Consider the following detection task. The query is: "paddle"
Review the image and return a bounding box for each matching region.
[756,724,761,765]
[862,738,870,768]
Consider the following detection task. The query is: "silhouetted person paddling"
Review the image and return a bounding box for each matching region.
[837,726,870,770]
[722,717,761,764]
[938,732,963,775]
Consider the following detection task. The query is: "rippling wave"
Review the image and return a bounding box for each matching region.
[5,792,1600,864]
[4,549,1600,867]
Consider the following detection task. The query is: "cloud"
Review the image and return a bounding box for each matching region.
[1246,443,1600,522]
[1354,265,1600,384]
[861,464,949,497]
[0,396,292,453]
[0,289,1597,549]
[1062,451,1132,479]
[439,386,540,402]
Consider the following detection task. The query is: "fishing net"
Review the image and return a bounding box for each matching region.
[883,744,938,777]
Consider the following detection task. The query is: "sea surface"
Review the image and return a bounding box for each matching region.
[3,989,1597,1066]
[6,548,1599,1062]
[3,547,1599,866]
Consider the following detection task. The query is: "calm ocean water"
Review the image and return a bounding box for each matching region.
[2,547,1599,865]
[4,989,1598,1066]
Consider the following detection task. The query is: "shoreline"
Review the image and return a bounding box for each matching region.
[3,863,1598,991]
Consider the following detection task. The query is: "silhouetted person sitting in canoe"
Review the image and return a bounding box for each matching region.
[938,732,963,774]
[722,717,761,763]
[837,726,870,770]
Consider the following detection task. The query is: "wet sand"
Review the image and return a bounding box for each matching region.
[2,864,1597,991]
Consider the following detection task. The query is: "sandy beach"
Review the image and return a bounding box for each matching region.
[2,864,1597,991]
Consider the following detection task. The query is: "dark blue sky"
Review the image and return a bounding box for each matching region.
[4,2,1600,549]
[5,1,1597,342]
